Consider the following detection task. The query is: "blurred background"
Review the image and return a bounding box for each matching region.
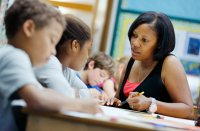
[0,0,200,103]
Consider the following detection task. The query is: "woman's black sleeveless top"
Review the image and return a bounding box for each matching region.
[119,57,172,109]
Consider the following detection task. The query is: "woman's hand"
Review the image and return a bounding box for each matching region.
[127,92,151,111]
[104,97,121,107]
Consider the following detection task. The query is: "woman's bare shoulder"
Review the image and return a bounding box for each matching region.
[162,55,182,69]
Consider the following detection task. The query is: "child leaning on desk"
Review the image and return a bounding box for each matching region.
[105,11,193,119]
[34,14,93,99]
[0,0,100,131]
[78,52,115,100]
[98,56,130,98]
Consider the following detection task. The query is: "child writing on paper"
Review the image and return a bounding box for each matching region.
[79,52,115,100]
[106,11,193,119]
[0,1,100,131]
[34,14,93,98]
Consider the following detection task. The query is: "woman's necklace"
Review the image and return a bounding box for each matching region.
[137,62,156,82]
[138,67,147,82]
[138,67,142,82]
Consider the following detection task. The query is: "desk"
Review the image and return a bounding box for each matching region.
[25,106,200,131]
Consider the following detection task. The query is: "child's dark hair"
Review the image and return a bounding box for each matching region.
[84,52,115,77]
[56,14,92,53]
[4,0,65,39]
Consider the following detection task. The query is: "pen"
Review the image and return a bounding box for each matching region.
[120,91,144,106]
[120,100,127,106]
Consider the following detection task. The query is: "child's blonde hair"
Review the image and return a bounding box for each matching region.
[84,52,115,77]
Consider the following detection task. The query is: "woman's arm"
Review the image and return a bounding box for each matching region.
[158,55,193,119]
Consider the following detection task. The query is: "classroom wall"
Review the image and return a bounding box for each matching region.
[123,0,200,22]
[0,0,15,45]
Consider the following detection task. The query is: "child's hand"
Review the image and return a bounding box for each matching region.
[104,97,121,107]
[99,92,108,101]
[90,88,101,99]
[78,99,102,114]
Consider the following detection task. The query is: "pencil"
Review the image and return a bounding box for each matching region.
[139,91,144,95]
[120,91,144,106]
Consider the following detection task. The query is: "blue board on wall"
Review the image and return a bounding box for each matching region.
[121,0,200,23]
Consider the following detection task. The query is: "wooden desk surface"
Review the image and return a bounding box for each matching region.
[25,106,200,131]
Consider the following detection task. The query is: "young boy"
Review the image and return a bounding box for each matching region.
[0,0,99,131]
[79,52,115,99]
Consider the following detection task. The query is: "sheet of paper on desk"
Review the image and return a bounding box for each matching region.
[60,106,128,121]
[100,106,155,120]
[100,106,199,131]
[62,106,154,130]
[158,114,194,126]
[61,106,143,123]
[61,110,94,118]
[62,106,136,120]
[100,106,132,116]
[61,106,200,131]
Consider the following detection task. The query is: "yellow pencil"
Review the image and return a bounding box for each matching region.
[130,91,144,98]
[138,91,144,95]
